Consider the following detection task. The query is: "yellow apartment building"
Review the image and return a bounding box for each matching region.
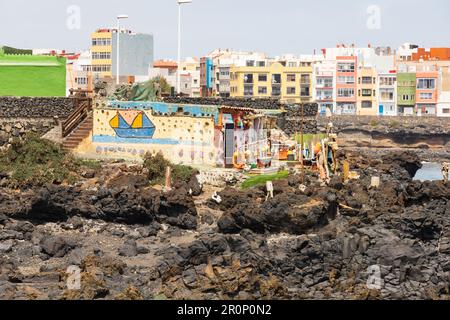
[230,62,313,104]
[90,28,154,82]
[91,29,113,78]
[357,67,378,115]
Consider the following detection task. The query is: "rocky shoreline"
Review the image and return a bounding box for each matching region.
[0,150,449,300]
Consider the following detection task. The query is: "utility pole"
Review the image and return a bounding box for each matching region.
[177,0,193,95]
[116,15,129,86]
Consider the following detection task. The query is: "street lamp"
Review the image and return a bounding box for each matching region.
[177,0,192,95]
[116,14,129,86]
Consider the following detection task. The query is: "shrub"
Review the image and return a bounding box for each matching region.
[370,119,379,127]
[389,120,400,128]
[0,134,79,187]
[142,152,195,184]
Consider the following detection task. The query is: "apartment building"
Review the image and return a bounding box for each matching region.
[199,49,269,97]
[200,57,214,97]
[335,56,357,114]
[397,72,417,115]
[356,67,378,115]
[314,60,336,115]
[179,57,200,97]
[90,28,153,82]
[438,66,450,117]
[229,62,313,104]
[416,71,439,115]
[378,72,397,116]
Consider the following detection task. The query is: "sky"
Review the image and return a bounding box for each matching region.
[0,0,449,59]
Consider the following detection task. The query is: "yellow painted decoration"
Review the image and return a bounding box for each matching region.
[110,113,120,128]
[131,113,143,129]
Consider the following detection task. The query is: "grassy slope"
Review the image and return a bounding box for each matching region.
[0,54,66,97]
[241,171,289,190]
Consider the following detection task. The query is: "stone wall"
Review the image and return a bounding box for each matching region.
[316,115,450,135]
[316,115,450,150]
[0,118,59,147]
[0,97,75,118]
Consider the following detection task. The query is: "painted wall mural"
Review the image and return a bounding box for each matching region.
[110,111,156,139]
[91,101,220,165]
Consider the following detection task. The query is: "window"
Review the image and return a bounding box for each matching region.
[380,89,394,100]
[246,60,255,67]
[417,78,436,89]
[258,86,267,94]
[337,63,355,73]
[362,89,372,97]
[75,77,87,85]
[287,87,296,95]
[337,76,355,84]
[92,65,111,72]
[257,61,266,67]
[301,86,310,97]
[443,108,450,114]
[380,77,396,86]
[92,52,111,60]
[244,85,253,96]
[244,74,253,84]
[288,62,297,67]
[272,74,281,84]
[361,101,372,108]
[420,92,433,100]
[258,74,268,82]
[338,88,354,97]
[301,74,310,85]
[402,94,414,101]
[362,77,372,84]
[287,74,296,82]
[272,86,281,96]
[317,78,333,87]
[92,38,112,46]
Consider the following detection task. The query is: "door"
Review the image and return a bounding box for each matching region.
[379,104,384,115]
[224,123,235,168]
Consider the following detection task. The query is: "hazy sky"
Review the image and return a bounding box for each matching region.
[0,0,449,59]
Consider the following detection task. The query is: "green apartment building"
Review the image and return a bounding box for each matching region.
[0,48,66,97]
[397,73,416,115]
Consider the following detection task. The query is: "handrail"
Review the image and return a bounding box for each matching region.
[62,97,92,138]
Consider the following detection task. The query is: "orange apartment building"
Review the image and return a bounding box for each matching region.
[412,48,450,62]
[416,71,439,115]
[335,56,357,115]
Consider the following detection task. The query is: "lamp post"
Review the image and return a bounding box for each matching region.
[177,0,192,95]
[116,14,129,86]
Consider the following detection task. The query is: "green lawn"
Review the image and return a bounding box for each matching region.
[0,54,63,64]
[0,53,66,97]
[241,171,289,190]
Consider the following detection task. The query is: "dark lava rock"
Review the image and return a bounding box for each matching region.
[40,236,77,258]
[118,240,138,257]
[381,151,422,179]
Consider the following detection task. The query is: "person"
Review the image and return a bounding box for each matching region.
[443,162,449,183]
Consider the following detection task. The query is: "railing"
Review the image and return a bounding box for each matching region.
[62,90,93,138]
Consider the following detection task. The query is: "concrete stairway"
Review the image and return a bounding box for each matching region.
[62,114,93,151]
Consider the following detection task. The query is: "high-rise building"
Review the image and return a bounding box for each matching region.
[90,28,153,82]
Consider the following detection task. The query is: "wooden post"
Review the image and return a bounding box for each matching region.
[165,166,172,191]
[343,161,350,183]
